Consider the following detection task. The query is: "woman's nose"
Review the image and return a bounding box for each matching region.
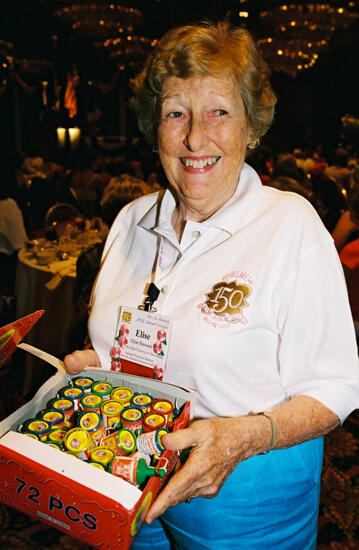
[184,117,208,151]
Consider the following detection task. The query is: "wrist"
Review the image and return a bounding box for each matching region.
[248,412,277,454]
[257,412,277,453]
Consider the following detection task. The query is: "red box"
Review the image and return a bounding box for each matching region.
[0,365,196,549]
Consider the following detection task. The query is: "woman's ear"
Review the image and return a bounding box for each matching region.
[247,137,259,149]
[247,128,259,149]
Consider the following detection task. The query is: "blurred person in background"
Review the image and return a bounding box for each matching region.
[246,146,272,184]
[266,152,309,198]
[0,157,27,294]
[310,170,347,232]
[325,147,352,194]
[21,146,49,181]
[332,183,359,252]
[69,148,106,217]
[293,146,315,173]
[332,185,359,342]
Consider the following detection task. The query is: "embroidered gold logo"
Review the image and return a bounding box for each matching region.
[204,281,251,317]
[121,311,132,323]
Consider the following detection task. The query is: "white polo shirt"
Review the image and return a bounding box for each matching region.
[89,163,359,422]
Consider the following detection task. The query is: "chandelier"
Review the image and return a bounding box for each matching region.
[50,1,155,71]
[341,114,359,134]
[0,38,52,77]
[257,3,359,77]
[53,2,143,39]
[95,36,158,71]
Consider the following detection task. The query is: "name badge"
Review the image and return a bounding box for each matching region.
[110,306,172,380]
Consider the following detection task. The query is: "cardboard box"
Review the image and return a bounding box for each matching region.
[0,352,196,549]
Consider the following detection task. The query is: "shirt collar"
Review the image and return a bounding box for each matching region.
[138,162,262,236]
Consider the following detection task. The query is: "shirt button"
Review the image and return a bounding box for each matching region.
[192,230,201,238]
[161,286,168,294]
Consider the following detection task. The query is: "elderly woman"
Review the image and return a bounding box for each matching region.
[64,21,359,549]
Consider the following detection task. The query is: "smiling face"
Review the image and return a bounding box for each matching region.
[157,73,251,220]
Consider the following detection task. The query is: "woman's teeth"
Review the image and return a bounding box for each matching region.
[181,156,220,168]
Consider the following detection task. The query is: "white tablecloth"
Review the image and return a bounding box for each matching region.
[14,224,107,396]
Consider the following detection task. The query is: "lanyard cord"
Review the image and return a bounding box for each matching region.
[140,231,183,312]
[139,234,162,312]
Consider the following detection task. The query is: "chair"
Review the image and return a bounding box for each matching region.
[27,176,57,235]
[54,169,81,210]
[44,202,80,227]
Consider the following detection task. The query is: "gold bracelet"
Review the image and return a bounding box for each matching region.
[257,412,277,454]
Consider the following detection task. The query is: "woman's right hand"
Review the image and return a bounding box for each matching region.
[63,349,101,374]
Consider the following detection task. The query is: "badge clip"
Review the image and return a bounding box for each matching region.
[139,282,160,312]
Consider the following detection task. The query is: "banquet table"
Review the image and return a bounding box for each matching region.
[15,228,105,397]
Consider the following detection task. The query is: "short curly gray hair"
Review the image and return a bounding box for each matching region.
[131,20,276,149]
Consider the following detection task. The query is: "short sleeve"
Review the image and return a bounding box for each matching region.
[278,240,359,423]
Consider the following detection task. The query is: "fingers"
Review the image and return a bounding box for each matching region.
[63,354,81,374]
[63,349,101,374]
[162,429,194,452]
[146,457,197,523]
[146,418,251,523]
[162,421,205,452]
[146,450,227,523]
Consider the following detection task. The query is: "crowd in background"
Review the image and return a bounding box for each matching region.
[247,141,358,233]
[247,139,359,340]
[2,134,359,340]
[7,137,359,236]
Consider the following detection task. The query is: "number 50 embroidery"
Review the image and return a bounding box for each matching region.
[205,281,251,316]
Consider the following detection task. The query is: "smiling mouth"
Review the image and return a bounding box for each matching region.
[180,156,220,168]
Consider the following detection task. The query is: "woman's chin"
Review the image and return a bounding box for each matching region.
[180,187,215,204]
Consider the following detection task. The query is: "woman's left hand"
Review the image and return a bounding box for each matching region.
[145,415,270,523]
[145,395,339,523]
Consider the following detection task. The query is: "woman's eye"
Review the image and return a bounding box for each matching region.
[215,109,228,116]
[167,111,183,119]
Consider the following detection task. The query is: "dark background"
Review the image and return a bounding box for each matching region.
[0,0,358,157]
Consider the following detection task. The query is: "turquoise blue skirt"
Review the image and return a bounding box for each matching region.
[131,437,324,550]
